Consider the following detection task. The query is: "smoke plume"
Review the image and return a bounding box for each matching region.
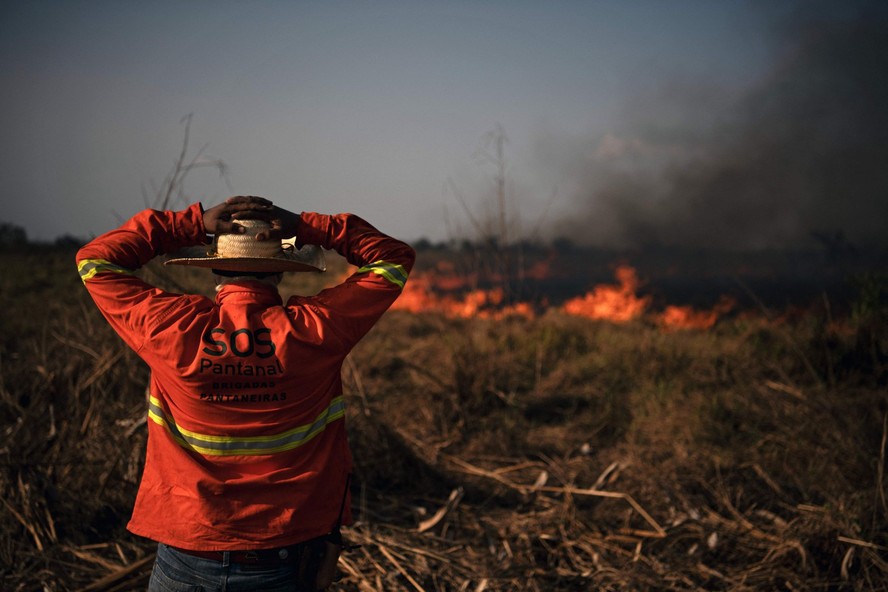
[549,3,888,251]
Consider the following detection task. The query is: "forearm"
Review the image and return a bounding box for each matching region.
[290,213,415,348]
[76,204,212,353]
[76,204,208,273]
[296,212,415,273]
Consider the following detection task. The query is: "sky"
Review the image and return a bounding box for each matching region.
[2,1,886,250]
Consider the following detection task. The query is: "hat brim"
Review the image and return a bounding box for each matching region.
[164,243,326,273]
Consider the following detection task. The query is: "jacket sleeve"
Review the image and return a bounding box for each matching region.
[75,204,210,353]
[292,212,415,348]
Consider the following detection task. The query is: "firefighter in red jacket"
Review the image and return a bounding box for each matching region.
[77,196,415,591]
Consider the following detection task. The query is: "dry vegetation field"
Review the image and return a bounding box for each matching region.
[1,244,886,591]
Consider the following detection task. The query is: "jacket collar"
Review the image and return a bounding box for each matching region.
[215,281,283,307]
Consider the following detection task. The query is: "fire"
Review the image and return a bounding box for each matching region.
[389,259,535,319]
[656,296,736,330]
[389,275,439,313]
[389,261,733,329]
[391,276,534,319]
[561,265,651,323]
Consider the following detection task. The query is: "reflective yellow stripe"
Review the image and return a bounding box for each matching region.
[147,395,346,456]
[77,258,133,283]
[356,260,408,288]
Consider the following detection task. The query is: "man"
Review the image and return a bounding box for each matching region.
[76,196,414,591]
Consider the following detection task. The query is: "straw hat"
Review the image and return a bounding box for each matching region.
[164,219,326,273]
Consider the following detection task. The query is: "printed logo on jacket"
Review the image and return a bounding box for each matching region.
[198,326,287,403]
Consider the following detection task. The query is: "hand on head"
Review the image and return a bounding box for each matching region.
[203,196,300,240]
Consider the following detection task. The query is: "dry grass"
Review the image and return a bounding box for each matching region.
[1,246,886,591]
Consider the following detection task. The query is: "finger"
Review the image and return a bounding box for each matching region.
[254,221,284,241]
[226,206,274,222]
[225,195,273,207]
[226,195,271,203]
[214,221,247,234]
[230,209,275,221]
[226,204,274,217]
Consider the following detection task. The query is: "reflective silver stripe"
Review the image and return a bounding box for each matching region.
[77,258,133,283]
[147,396,346,456]
[356,260,408,288]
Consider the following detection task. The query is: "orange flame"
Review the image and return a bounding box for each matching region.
[656,295,736,330]
[391,261,734,329]
[390,276,534,319]
[560,265,651,323]
[389,275,439,313]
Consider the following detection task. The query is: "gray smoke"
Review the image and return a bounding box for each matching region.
[550,3,888,251]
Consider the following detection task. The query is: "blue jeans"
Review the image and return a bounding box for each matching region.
[148,543,306,592]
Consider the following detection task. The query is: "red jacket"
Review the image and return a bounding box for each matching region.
[76,203,414,550]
